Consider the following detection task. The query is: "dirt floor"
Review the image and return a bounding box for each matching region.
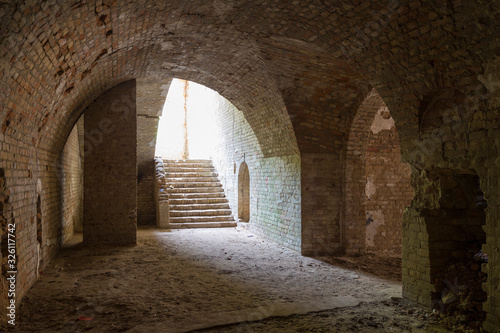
[12,226,449,332]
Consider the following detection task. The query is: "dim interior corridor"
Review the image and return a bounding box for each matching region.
[17,227,445,333]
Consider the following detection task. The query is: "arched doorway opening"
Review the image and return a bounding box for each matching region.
[238,162,250,222]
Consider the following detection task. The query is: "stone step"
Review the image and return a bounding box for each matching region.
[168,192,226,199]
[163,159,212,164]
[168,222,237,229]
[169,203,230,211]
[158,158,235,230]
[167,177,220,183]
[166,172,218,178]
[169,215,235,223]
[170,209,232,217]
[165,167,215,173]
[164,162,214,168]
[167,182,222,189]
[169,197,228,205]
[168,187,224,194]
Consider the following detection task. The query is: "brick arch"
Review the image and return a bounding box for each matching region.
[343,89,412,255]
[344,90,384,254]
[1,1,500,329]
[1,0,497,160]
[35,50,298,160]
[0,4,299,159]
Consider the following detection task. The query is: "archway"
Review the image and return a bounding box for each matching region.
[238,162,250,222]
[344,89,413,255]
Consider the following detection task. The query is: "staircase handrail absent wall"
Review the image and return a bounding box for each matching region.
[154,157,170,228]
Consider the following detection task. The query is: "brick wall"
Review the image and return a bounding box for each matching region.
[136,80,169,225]
[398,94,500,330]
[83,80,137,245]
[345,90,412,255]
[60,123,83,240]
[0,136,76,327]
[344,91,382,254]
[365,106,413,253]
[1,1,499,330]
[195,83,302,252]
[301,153,343,256]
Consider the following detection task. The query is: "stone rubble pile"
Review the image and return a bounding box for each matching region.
[432,243,488,332]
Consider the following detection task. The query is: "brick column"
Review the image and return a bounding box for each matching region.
[136,80,171,225]
[301,153,343,256]
[83,80,137,245]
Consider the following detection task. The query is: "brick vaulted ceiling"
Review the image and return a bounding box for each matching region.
[0,0,498,157]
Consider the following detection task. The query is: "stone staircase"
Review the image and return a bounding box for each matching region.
[162,159,236,228]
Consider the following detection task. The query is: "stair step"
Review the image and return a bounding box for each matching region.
[166,172,218,178]
[168,192,226,199]
[158,158,235,229]
[163,159,212,164]
[170,209,232,217]
[168,177,220,182]
[169,215,235,223]
[169,198,228,205]
[169,203,230,210]
[164,163,214,168]
[168,222,237,229]
[167,183,222,189]
[168,187,224,194]
[165,167,215,173]
[166,182,222,188]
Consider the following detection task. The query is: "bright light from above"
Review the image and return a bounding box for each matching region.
[155,79,217,160]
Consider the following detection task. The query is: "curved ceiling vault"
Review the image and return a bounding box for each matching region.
[1,0,498,159]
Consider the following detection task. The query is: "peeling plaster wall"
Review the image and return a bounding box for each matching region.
[344,91,412,255]
[365,107,413,254]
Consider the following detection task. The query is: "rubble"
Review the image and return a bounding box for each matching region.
[431,244,487,332]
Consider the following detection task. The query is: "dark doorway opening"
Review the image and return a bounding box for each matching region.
[428,172,487,330]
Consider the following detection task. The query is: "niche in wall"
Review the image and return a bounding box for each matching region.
[238,162,250,222]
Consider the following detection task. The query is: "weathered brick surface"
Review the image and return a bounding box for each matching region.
[202,84,301,251]
[136,80,169,225]
[0,133,82,327]
[61,122,83,239]
[301,153,343,256]
[365,108,412,253]
[345,90,412,254]
[344,91,383,254]
[0,0,499,330]
[83,80,137,245]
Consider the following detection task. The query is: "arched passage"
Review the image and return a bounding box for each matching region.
[2,1,500,330]
[344,89,413,255]
[238,162,250,222]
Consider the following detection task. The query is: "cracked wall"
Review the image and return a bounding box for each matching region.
[1,1,500,330]
[365,106,413,253]
[345,90,412,255]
